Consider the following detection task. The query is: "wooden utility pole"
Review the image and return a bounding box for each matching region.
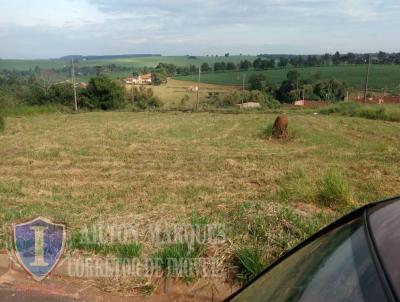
[364,54,371,103]
[131,84,134,106]
[71,59,78,111]
[196,67,201,111]
[241,73,245,107]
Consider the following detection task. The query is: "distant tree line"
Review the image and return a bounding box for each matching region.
[175,51,400,76]
[248,70,347,103]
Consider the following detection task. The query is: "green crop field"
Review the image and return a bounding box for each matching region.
[176,65,400,91]
[0,55,256,71]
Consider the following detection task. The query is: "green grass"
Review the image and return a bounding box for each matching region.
[176,64,400,91]
[68,229,142,258]
[317,170,352,208]
[320,102,400,122]
[0,104,63,116]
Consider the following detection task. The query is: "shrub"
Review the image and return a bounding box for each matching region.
[221,91,241,107]
[245,90,280,109]
[317,170,351,208]
[233,246,265,283]
[132,86,163,110]
[206,91,241,108]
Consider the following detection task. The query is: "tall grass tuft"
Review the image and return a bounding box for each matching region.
[153,243,204,278]
[233,246,265,284]
[317,170,352,208]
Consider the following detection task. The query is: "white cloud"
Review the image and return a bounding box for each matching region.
[0,0,104,28]
[0,0,399,58]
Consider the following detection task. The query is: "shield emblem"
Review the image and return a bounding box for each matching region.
[13,217,66,281]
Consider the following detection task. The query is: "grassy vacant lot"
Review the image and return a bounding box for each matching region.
[0,55,256,71]
[0,111,399,285]
[176,64,400,91]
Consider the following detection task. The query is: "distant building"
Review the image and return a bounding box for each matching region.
[187,85,199,92]
[124,74,152,85]
[294,100,305,106]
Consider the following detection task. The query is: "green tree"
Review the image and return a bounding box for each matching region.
[84,76,124,110]
[278,57,289,67]
[226,62,237,70]
[151,72,167,86]
[248,74,267,90]
[286,70,299,83]
[332,51,341,65]
[240,60,252,71]
[201,63,211,72]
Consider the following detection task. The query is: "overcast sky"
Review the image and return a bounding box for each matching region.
[0,0,399,59]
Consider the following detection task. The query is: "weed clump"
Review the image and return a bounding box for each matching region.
[153,243,204,278]
[317,170,352,208]
[233,246,265,284]
[0,115,4,132]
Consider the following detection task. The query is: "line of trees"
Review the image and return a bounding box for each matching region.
[175,51,400,75]
[248,70,347,103]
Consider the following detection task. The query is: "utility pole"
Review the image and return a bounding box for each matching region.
[364,54,371,103]
[131,84,134,106]
[71,59,78,111]
[241,73,245,107]
[196,67,201,111]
